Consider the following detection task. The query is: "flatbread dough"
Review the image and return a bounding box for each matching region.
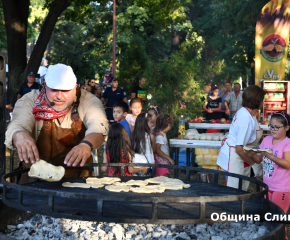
[130,186,165,193]
[105,185,130,192]
[147,176,191,188]
[86,177,121,185]
[160,182,183,190]
[28,160,65,182]
[243,146,273,155]
[62,182,104,188]
[122,179,149,186]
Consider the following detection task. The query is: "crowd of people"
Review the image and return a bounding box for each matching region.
[202,81,243,120]
[100,99,176,177]
[10,65,175,180]
[9,64,290,232]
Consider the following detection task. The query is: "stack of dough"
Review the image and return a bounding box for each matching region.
[243,147,273,155]
[195,148,220,170]
[192,133,226,141]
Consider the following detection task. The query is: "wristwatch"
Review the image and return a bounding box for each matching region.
[80,140,94,151]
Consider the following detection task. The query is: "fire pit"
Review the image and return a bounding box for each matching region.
[2,163,270,224]
[1,163,287,239]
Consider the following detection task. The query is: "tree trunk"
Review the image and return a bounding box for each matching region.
[2,0,30,105]
[21,0,70,83]
[171,23,180,53]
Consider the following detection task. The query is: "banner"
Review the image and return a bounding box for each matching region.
[255,0,290,86]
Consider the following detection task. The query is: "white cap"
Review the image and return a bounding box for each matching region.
[45,63,77,90]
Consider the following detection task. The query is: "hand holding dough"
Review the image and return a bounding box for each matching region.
[28,160,65,182]
[243,146,272,155]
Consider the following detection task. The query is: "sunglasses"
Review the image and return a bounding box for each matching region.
[268,124,286,131]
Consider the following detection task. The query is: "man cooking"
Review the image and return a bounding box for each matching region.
[5,64,109,183]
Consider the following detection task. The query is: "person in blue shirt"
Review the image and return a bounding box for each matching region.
[17,71,39,99]
[101,77,127,123]
[113,101,131,137]
[218,81,232,119]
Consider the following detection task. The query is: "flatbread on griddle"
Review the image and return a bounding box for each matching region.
[86,177,121,185]
[105,185,130,192]
[62,182,104,188]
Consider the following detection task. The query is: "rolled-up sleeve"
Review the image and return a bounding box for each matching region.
[5,90,39,149]
[78,90,109,136]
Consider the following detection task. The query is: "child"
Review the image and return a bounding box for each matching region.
[101,124,147,176]
[131,113,156,176]
[147,106,160,132]
[113,101,131,137]
[154,114,175,177]
[249,112,290,239]
[126,98,142,132]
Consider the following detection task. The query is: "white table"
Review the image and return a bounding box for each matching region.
[189,123,269,131]
[170,139,221,149]
[169,139,222,175]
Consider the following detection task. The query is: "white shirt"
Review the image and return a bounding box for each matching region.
[133,133,154,168]
[141,133,154,164]
[217,107,260,170]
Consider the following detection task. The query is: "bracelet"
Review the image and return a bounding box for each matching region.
[80,140,94,151]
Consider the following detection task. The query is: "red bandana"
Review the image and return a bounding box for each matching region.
[32,87,71,121]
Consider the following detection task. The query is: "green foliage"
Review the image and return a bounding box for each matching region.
[0,2,7,50]
[191,0,269,84]
[118,35,149,93]
[48,18,96,81]
[145,52,204,121]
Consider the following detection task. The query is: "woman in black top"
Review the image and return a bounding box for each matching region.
[203,85,222,120]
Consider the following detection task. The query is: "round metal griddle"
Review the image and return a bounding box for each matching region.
[2,163,269,224]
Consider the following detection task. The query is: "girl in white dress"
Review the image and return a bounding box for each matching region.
[154,114,175,176]
[131,113,156,176]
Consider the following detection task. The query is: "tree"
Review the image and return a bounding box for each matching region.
[2,0,104,105]
[191,0,270,85]
[118,35,149,93]
[48,18,97,80]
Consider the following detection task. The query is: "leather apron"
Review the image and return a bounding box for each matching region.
[19,92,93,184]
[226,128,263,191]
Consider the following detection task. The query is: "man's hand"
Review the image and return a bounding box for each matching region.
[13,131,39,164]
[208,109,213,113]
[64,143,91,167]
[6,104,13,111]
[247,150,257,158]
[225,108,230,115]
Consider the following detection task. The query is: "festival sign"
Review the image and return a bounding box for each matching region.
[255,0,290,86]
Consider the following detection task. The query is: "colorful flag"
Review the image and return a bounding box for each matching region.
[255,0,290,85]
